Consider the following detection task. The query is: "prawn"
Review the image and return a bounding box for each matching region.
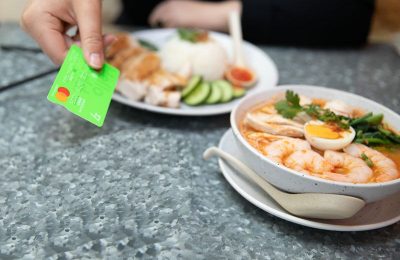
[344,144,399,182]
[245,133,311,164]
[284,150,333,175]
[319,151,373,183]
[265,138,311,164]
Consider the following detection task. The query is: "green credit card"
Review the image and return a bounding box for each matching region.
[47,45,120,127]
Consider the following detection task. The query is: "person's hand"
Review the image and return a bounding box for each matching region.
[21,0,114,69]
[149,0,241,32]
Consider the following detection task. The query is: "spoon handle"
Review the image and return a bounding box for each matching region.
[229,12,246,67]
[203,147,284,199]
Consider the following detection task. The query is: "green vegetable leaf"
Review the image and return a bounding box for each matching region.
[350,113,383,126]
[378,125,400,144]
[302,104,320,117]
[286,90,301,108]
[350,112,373,126]
[275,90,351,126]
[361,153,374,168]
[275,100,302,119]
[138,39,158,51]
[365,114,383,125]
[178,28,199,43]
[274,91,302,119]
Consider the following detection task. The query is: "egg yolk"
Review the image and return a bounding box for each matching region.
[305,124,340,139]
[231,67,253,82]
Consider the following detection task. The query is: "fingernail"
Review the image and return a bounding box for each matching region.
[89,53,102,68]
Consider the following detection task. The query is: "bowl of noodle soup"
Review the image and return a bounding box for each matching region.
[230,85,400,203]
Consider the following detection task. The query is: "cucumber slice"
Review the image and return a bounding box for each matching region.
[184,82,211,106]
[205,82,223,104]
[182,75,202,98]
[216,80,234,103]
[233,87,246,98]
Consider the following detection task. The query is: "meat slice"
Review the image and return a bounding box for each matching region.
[106,34,138,59]
[116,79,147,101]
[122,52,161,81]
[109,47,143,70]
[145,87,181,108]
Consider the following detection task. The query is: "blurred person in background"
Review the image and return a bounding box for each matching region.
[21,0,375,69]
[118,0,375,47]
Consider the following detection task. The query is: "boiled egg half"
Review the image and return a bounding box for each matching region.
[304,120,355,150]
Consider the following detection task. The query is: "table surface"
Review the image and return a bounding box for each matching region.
[1,23,400,259]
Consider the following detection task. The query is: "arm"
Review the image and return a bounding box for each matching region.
[241,0,375,47]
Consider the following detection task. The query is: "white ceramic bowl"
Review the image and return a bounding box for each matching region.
[230,85,400,203]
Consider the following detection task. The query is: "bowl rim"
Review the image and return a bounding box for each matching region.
[230,84,400,187]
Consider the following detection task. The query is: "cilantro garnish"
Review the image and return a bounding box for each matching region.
[274,90,302,119]
[274,90,350,128]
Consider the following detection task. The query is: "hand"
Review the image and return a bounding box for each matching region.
[21,0,114,69]
[149,0,241,32]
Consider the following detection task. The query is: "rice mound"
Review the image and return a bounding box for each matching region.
[160,37,228,81]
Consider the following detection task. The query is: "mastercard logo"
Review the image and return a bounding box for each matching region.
[55,87,70,102]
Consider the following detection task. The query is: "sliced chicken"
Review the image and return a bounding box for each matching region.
[116,79,147,101]
[122,52,161,81]
[105,33,188,108]
[144,70,186,90]
[109,47,143,70]
[145,87,181,108]
[324,100,354,118]
[293,112,313,124]
[260,104,277,115]
[249,112,304,127]
[106,34,139,59]
[246,112,304,138]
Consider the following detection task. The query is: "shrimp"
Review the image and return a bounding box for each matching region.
[245,133,311,164]
[344,144,399,182]
[319,151,373,183]
[246,132,296,149]
[264,138,311,164]
[284,150,334,175]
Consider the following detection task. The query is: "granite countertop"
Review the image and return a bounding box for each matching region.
[1,23,400,259]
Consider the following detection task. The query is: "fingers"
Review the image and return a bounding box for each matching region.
[148,0,240,32]
[21,7,69,65]
[38,27,70,65]
[72,0,104,69]
[149,1,169,27]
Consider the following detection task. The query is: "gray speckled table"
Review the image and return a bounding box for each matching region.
[1,23,400,259]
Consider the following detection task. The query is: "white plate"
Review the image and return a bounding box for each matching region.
[112,29,279,116]
[218,129,400,231]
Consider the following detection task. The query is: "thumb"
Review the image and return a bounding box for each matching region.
[73,0,104,69]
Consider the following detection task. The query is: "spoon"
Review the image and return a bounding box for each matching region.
[225,12,257,88]
[203,147,366,219]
